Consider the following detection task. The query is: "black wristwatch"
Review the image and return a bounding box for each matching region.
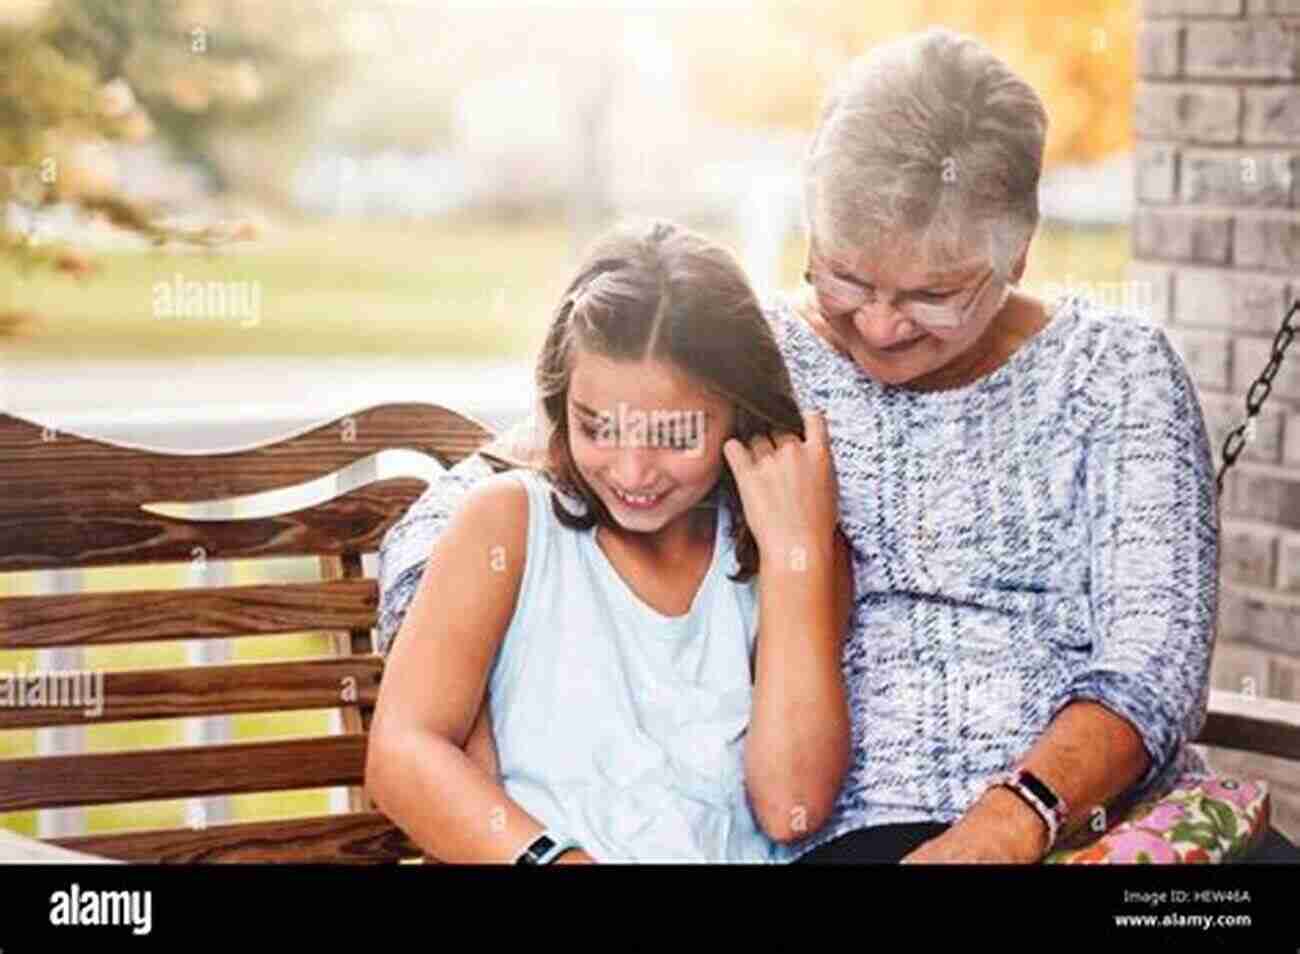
[985,765,1069,852]
[514,830,582,865]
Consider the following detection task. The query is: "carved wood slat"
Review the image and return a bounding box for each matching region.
[0,735,369,812]
[0,478,431,571]
[0,656,383,730]
[49,811,420,864]
[0,403,491,506]
[0,579,377,649]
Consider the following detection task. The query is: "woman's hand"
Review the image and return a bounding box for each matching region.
[900,787,1049,864]
[723,410,839,564]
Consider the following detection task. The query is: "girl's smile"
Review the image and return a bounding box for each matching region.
[567,351,734,547]
[606,482,672,510]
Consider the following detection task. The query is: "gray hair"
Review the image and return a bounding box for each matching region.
[804,28,1049,279]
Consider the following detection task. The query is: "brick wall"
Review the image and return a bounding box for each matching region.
[1132,0,1300,839]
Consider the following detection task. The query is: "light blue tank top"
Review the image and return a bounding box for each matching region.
[486,468,781,863]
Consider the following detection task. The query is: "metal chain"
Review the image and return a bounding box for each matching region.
[1215,298,1300,501]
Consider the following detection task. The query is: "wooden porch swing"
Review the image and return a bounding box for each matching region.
[0,402,497,862]
[1,322,1299,862]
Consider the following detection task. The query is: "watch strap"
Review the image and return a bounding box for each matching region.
[513,830,581,865]
[987,766,1069,853]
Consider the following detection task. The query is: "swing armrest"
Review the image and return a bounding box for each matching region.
[1196,689,1300,762]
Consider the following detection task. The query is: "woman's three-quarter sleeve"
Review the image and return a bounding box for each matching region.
[1060,322,1219,799]
[375,452,498,656]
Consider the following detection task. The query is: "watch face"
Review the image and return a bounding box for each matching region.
[1019,771,1059,810]
[517,834,557,864]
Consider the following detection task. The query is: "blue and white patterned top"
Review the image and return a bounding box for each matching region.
[376,292,1218,859]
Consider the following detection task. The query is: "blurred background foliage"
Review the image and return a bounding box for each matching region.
[2,0,1135,279]
[1,0,1135,357]
[684,0,1134,165]
[2,0,345,269]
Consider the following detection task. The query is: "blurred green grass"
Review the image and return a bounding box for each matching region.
[0,216,1129,841]
[4,219,572,360]
[2,218,1129,360]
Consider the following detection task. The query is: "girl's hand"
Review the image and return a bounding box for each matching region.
[722,411,839,564]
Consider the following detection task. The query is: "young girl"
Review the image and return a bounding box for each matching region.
[366,221,853,863]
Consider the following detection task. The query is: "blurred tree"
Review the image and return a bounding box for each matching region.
[1,0,348,279]
[679,0,1135,167]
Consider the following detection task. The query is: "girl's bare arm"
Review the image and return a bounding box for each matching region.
[464,697,500,781]
[725,412,852,842]
[365,474,592,863]
[745,527,853,842]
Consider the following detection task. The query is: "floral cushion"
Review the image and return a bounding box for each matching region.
[1044,774,1270,864]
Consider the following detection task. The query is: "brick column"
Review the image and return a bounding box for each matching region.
[1131,0,1300,837]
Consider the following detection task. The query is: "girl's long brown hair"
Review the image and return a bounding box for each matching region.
[531,220,802,582]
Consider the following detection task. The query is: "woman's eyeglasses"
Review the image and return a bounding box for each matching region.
[803,264,1001,331]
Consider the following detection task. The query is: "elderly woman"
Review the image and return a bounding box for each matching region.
[378,28,1298,862]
